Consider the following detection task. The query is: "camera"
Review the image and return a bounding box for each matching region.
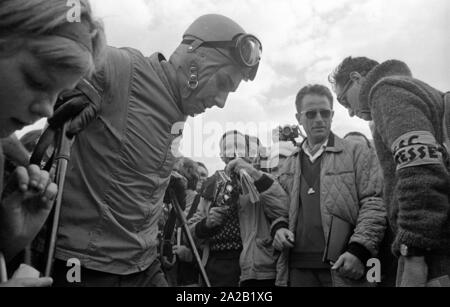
[212,171,240,209]
[279,125,301,144]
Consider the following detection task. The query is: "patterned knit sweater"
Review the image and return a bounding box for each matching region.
[198,171,243,252]
[360,60,450,254]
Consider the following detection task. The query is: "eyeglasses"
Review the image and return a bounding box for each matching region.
[301,109,333,120]
[337,78,354,108]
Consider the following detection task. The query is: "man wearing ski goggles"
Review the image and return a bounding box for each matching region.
[175,15,263,117]
[182,33,262,81]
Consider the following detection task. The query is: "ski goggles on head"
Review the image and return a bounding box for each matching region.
[182,34,262,80]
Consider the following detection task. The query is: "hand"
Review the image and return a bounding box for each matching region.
[173,245,193,263]
[0,264,52,287]
[225,158,262,181]
[205,207,228,229]
[1,135,31,167]
[397,256,428,287]
[48,79,101,137]
[273,228,294,251]
[0,277,53,287]
[332,252,365,280]
[161,256,176,270]
[0,165,57,259]
[163,171,187,210]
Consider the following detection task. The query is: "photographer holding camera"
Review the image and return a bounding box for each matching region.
[188,131,288,287]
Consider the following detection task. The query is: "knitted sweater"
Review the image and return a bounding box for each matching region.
[361,60,450,254]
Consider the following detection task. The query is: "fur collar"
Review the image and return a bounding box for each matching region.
[360,60,412,111]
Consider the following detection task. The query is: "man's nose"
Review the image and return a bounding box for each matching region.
[314,113,325,122]
[214,92,229,109]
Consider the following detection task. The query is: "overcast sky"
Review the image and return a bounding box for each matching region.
[19,0,450,173]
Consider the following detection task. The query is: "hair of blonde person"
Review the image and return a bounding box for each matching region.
[0,0,106,77]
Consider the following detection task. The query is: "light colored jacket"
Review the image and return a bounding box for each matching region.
[189,172,289,283]
[274,134,386,286]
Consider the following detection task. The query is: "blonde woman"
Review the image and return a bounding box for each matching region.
[0,0,105,287]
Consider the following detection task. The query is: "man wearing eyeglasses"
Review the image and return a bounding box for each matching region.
[272,84,386,287]
[330,57,450,287]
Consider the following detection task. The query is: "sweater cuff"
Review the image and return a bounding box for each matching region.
[254,174,274,193]
[347,242,372,264]
[392,229,434,257]
[271,221,289,238]
[195,218,219,239]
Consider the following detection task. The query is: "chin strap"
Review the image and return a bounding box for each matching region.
[187,63,199,90]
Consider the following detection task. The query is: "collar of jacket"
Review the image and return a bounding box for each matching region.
[360,60,413,112]
[149,52,183,108]
[293,133,343,157]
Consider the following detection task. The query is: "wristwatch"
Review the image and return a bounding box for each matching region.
[400,244,427,257]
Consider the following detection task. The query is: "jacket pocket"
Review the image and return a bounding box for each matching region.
[322,171,359,224]
[254,237,277,272]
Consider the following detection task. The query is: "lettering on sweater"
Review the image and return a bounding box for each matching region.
[391,131,444,171]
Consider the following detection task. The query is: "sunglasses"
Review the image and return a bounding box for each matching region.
[337,78,354,108]
[302,109,333,120]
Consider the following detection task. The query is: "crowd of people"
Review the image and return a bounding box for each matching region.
[0,0,449,287]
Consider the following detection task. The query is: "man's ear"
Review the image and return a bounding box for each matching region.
[350,71,363,84]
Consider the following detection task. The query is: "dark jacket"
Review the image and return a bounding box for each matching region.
[361,60,450,255]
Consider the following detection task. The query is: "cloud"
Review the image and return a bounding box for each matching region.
[17,0,449,174]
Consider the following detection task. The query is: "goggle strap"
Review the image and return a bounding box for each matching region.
[182,39,236,50]
[184,39,203,53]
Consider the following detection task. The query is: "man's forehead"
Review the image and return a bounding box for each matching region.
[302,95,332,111]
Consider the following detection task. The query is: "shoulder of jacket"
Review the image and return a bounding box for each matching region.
[370,75,419,101]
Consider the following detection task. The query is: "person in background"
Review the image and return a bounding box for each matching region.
[196,162,209,193]
[265,141,297,176]
[189,131,288,287]
[272,84,386,287]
